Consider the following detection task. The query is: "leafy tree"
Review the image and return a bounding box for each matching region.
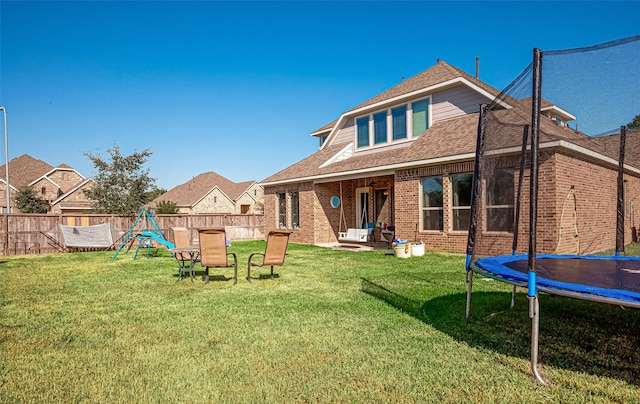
[145,186,167,203]
[14,185,49,213]
[155,200,179,214]
[83,145,157,215]
[628,114,640,130]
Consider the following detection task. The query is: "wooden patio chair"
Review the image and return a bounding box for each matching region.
[247,230,291,282]
[170,227,200,281]
[198,228,237,285]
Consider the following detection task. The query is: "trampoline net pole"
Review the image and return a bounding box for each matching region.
[616,126,626,256]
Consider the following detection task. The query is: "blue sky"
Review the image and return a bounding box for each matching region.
[1,1,639,190]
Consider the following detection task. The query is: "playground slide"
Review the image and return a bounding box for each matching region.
[140,231,176,249]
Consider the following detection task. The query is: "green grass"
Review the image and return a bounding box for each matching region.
[1,243,639,402]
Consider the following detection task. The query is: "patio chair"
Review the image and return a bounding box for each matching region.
[198,228,237,285]
[171,227,200,281]
[380,225,395,249]
[247,230,291,282]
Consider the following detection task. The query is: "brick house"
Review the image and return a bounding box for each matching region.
[150,171,264,214]
[0,154,96,214]
[260,61,640,255]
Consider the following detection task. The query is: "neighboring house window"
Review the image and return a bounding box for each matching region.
[277,193,286,228]
[214,196,217,203]
[392,105,407,140]
[373,111,387,144]
[486,169,514,232]
[357,117,369,148]
[452,173,473,231]
[422,176,443,231]
[290,191,299,228]
[412,99,430,137]
[41,186,46,195]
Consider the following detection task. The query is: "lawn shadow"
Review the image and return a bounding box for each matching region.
[362,273,640,385]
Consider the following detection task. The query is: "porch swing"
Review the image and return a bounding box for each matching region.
[337,182,372,243]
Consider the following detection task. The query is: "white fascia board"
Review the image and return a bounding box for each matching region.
[29,175,61,189]
[0,178,18,191]
[195,186,234,206]
[319,77,507,151]
[541,105,576,121]
[485,140,640,176]
[50,178,93,205]
[260,152,477,187]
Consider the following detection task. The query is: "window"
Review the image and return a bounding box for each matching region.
[290,191,299,228]
[373,111,387,144]
[356,97,429,149]
[357,117,369,148]
[277,193,286,228]
[41,186,46,195]
[422,176,443,231]
[392,106,407,140]
[486,169,514,232]
[452,173,473,231]
[412,99,429,137]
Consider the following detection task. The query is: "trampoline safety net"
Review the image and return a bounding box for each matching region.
[468,35,640,262]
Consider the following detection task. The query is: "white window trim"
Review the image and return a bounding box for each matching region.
[355,96,432,151]
[420,175,444,232]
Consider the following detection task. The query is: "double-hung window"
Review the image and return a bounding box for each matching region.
[277,192,286,228]
[486,169,514,232]
[392,106,407,140]
[356,97,429,149]
[357,117,369,148]
[412,99,430,137]
[290,191,299,229]
[452,173,473,231]
[422,176,443,231]
[373,112,387,144]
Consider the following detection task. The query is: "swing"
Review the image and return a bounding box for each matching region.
[337,182,372,243]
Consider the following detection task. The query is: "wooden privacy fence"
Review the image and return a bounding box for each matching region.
[0,213,265,256]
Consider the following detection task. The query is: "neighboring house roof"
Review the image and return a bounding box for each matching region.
[153,172,257,207]
[0,154,54,187]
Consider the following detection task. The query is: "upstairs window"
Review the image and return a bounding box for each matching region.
[356,117,369,148]
[392,105,407,140]
[373,112,387,144]
[356,97,430,149]
[412,99,430,137]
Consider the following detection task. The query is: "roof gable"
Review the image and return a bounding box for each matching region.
[153,172,257,206]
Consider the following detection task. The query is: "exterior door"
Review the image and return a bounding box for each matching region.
[356,188,369,229]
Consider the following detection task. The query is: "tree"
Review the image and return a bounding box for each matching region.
[145,186,167,203]
[155,200,179,214]
[628,114,640,131]
[83,145,157,215]
[14,185,49,213]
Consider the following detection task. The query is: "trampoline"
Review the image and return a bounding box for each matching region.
[465,36,640,384]
[472,254,640,308]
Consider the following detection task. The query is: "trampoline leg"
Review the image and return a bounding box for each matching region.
[529,294,546,385]
[465,270,474,321]
[510,285,517,308]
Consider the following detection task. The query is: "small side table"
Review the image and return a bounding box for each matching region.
[169,247,200,282]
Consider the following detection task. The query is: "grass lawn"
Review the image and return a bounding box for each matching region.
[1,242,640,402]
